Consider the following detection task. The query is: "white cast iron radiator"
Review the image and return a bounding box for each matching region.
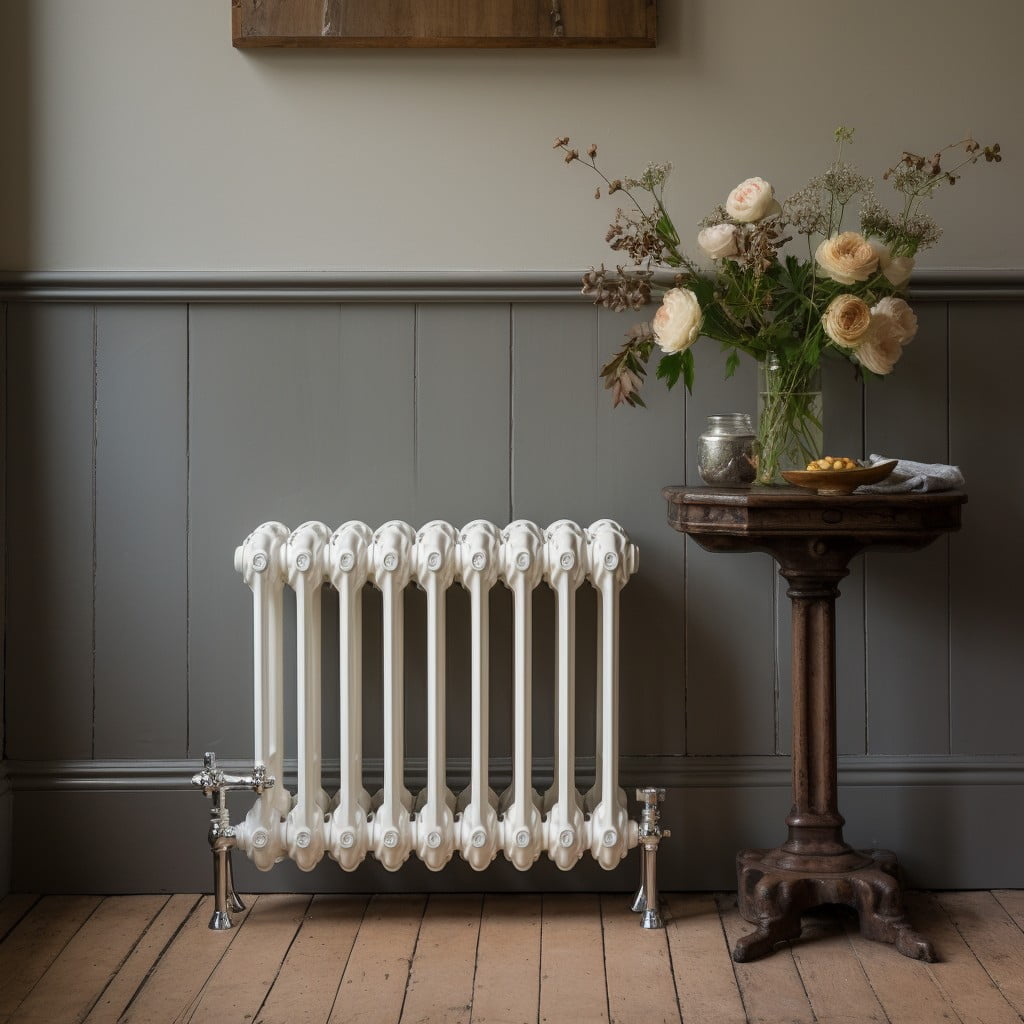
[193,519,669,930]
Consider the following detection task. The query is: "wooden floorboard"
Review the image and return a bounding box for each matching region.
[538,893,608,1024]
[469,893,541,1024]
[717,893,816,1024]
[1,891,1023,1024]
[0,895,102,1020]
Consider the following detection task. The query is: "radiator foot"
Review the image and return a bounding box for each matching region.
[633,787,670,929]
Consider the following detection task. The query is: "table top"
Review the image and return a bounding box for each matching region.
[662,485,966,542]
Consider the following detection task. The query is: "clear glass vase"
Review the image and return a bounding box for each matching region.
[756,353,823,485]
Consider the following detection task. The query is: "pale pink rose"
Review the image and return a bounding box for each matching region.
[697,223,740,260]
[815,232,879,285]
[822,294,872,348]
[869,240,915,288]
[725,177,782,223]
[871,296,918,345]
[855,324,903,375]
[652,287,702,353]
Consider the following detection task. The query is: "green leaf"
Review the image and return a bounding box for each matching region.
[682,348,695,393]
[655,352,683,390]
[724,350,741,379]
[656,213,680,247]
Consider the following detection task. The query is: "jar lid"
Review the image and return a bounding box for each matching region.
[706,413,754,434]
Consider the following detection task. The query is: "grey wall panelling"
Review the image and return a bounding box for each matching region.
[865,304,952,753]
[94,306,189,758]
[683,341,777,755]
[949,301,1024,754]
[2,277,1023,892]
[594,306,687,758]
[6,304,96,760]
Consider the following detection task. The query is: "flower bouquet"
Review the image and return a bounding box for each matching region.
[556,129,1001,484]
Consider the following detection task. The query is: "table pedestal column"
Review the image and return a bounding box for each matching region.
[733,550,934,964]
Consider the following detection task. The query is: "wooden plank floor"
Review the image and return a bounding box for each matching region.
[1,892,1022,1023]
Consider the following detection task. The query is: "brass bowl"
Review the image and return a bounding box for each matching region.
[780,460,898,496]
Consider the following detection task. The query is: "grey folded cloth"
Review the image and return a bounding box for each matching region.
[858,454,965,494]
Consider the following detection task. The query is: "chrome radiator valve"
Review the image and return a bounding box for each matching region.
[631,787,671,929]
[192,752,276,930]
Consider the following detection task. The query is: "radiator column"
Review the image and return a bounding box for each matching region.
[543,520,588,870]
[500,521,545,869]
[456,521,502,869]
[235,522,289,869]
[414,521,459,870]
[587,520,639,867]
[370,521,416,869]
[284,521,331,869]
[327,522,373,868]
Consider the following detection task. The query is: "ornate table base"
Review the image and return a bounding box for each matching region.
[663,485,965,963]
[735,847,934,962]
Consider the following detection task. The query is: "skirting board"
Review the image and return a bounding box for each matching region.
[8,756,1024,893]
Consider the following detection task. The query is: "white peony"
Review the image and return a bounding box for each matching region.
[652,287,702,353]
[815,232,879,285]
[855,326,903,376]
[725,177,782,223]
[869,241,915,288]
[697,223,740,260]
[871,296,918,345]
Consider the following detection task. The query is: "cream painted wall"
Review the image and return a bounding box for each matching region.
[0,0,1021,272]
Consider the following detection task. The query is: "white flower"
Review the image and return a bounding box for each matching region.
[855,325,903,375]
[815,231,879,285]
[822,294,872,348]
[869,241,915,288]
[871,296,918,345]
[697,223,740,260]
[652,287,702,353]
[725,177,782,223]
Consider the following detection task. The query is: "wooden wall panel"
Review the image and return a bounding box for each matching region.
[413,303,512,761]
[187,305,417,759]
[949,302,1024,753]
[511,303,599,763]
[864,304,951,754]
[235,0,657,48]
[5,305,95,760]
[3,286,1023,895]
[594,307,687,757]
[93,306,188,758]
[683,342,777,755]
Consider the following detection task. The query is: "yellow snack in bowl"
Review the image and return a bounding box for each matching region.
[806,456,860,471]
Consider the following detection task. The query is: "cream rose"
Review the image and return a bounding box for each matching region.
[815,232,879,285]
[652,287,702,353]
[871,296,918,345]
[822,294,872,348]
[725,177,782,223]
[855,327,903,376]
[697,223,740,260]
[869,241,915,288]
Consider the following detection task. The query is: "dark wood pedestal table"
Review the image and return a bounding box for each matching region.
[662,485,966,963]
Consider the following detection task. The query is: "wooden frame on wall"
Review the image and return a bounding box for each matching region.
[232,0,657,49]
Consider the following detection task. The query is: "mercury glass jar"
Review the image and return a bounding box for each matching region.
[697,413,757,487]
